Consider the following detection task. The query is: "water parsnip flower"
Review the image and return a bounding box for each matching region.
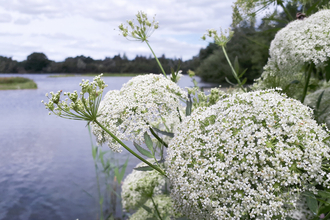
[166,89,330,220]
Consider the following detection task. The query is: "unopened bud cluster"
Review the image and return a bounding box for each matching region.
[202,28,234,47]
[42,74,107,121]
[118,11,159,42]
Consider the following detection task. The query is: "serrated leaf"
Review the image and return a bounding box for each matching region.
[144,132,154,153]
[134,165,154,171]
[152,127,174,138]
[134,142,153,158]
[306,195,318,214]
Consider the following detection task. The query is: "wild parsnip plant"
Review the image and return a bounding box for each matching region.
[43,9,330,220]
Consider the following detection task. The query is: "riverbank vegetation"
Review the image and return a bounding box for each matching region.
[0,77,37,90]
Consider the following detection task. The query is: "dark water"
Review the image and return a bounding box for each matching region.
[0,74,216,220]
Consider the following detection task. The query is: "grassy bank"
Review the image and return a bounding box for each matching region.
[48,73,142,78]
[0,77,37,90]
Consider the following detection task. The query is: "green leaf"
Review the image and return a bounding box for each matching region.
[241,77,247,86]
[186,94,192,116]
[283,80,300,93]
[306,0,321,16]
[239,68,248,79]
[316,91,325,110]
[119,157,128,183]
[306,194,319,214]
[114,157,129,184]
[152,127,174,138]
[325,60,330,82]
[323,211,330,220]
[144,132,154,153]
[225,77,236,86]
[134,141,153,158]
[318,205,330,216]
[323,136,330,143]
[134,165,154,171]
[92,146,97,160]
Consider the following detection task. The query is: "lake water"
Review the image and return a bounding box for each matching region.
[0,74,217,220]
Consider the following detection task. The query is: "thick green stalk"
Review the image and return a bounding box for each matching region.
[94,120,166,176]
[146,41,167,77]
[301,64,313,103]
[221,46,246,92]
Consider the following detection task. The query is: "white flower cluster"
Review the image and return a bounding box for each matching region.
[129,195,177,220]
[255,10,330,89]
[166,89,330,220]
[92,74,187,152]
[121,160,166,211]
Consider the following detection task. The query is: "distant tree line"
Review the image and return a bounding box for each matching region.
[0,3,316,84]
[0,52,199,75]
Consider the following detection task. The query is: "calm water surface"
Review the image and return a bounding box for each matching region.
[0,74,217,220]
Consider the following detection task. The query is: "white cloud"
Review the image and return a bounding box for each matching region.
[0,0,236,62]
[14,17,30,25]
[0,13,12,23]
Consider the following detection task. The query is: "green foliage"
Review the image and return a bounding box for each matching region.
[24,52,51,73]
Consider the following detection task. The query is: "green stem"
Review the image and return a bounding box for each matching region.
[278,0,294,21]
[146,41,167,78]
[94,120,166,176]
[301,64,313,103]
[150,127,168,148]
[151,196,163,220]
[221,46,246,92]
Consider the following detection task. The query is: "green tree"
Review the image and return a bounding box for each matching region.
[24,52,50,73]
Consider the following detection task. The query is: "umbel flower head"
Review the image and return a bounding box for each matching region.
[202,28,234,47]
[92,74,187,152]
[121,160,166,211]
[42,74,107,122]
[255,9,330,90]
[118,11,159,42]
[166,89,330,220]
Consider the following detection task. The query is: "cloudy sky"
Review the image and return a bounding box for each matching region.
[0,0,236,62]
